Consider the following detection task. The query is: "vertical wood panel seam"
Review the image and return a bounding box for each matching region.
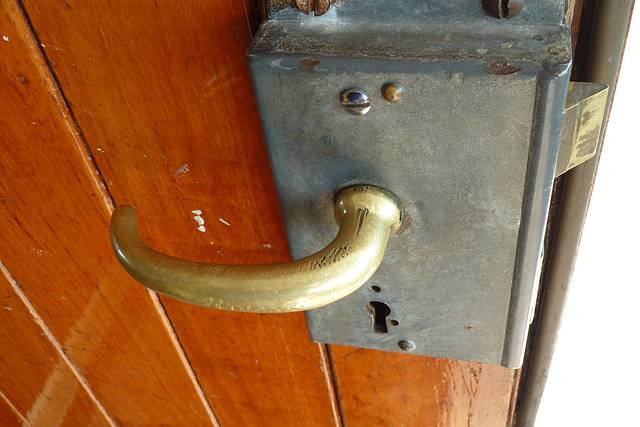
[5,0,115,213]
[322,345,345,427]
[0,262,117,427]
[146,291,220,427]
[240,0,254,37]
[0,389,32,427]
[4,2,221,426]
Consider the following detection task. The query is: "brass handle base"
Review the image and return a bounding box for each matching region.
[110,185,403,313]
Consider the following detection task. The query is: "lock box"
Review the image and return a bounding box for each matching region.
[248,0,571,368]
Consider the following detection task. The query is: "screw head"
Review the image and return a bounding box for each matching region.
[340,89,371,115]
[381,83,405,103]
[398,340,415,352]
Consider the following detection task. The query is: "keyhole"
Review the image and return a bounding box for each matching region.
[366,301,391,333]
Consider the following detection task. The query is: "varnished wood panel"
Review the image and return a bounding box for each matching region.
[0,392,27,427]
[0,274,110,426]
[19,0,339,425]
[331,347,518,426]
[0,1,220,424]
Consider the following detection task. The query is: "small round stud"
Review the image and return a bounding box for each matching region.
[398,340,415,352]
[381,83,405,103]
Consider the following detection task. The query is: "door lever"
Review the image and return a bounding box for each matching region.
[110,185,403,313]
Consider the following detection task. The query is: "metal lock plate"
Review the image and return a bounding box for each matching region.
[248,0,571,368]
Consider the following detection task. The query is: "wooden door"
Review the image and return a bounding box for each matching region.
[0,1,518,425]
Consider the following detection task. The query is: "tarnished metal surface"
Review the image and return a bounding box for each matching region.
[110,185,402,313]
[248,0,571,367]
[264,0,564,25]
[556,82,609,177]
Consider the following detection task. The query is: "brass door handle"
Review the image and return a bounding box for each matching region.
[110,185,403,313]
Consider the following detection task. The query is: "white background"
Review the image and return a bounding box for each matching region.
[536,6,639,426]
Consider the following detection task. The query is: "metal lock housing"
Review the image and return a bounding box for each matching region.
[248,0,573,368]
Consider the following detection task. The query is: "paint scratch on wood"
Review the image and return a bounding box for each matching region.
[191,210,206,232]
[218,218,230,226]
[175,164,189,178]
[127,370,145,378]
[41,44,65,51]
[205,75,218,86]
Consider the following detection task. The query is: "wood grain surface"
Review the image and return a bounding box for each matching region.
[17,0,340,425]
[0,393,26,427]
[331,347,518,426]
[0,274,110,426]
[0,1,221,425]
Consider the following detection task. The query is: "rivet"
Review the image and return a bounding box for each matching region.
[381,82,405,103]
[398,340,415,352]
[340,89,371,115]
